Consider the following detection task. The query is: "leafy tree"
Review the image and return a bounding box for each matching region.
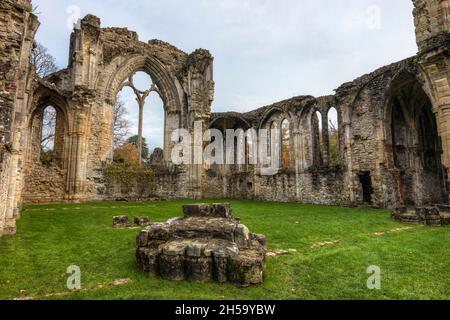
[328,120,340,165]
[127,135,149,161]
[113,143,140,165]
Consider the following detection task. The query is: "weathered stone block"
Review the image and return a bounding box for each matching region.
[392,207,408,220]
[113,215,131,228]
[212,252,229,283]
[185,256,213,282]
[134,216,150,226]
[146,223,172,241]
[136,230,149,247]
[440,213,450,226]
[251,233,267,247]
[159,241,190,282]
[227,250,265,286]
[211,203,232,218]
[136,247,159,275]
[416,207,441,225]
[234,224,251,248]
[183,204,211,217]
[136,204,266,286]
[437,205,450,213]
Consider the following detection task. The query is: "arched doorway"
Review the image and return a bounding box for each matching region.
[387,72,447,206]
[23,98,69,203]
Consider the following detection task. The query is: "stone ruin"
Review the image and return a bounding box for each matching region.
[113,215,150,228]
[1,0,450,237]
[136,204,267,286]
[393,206,450,226]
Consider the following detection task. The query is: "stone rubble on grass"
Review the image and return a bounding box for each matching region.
[113,216,151,228]
[392,206,450,226]
[134,216,151,226]
[113,215,131,228]
[136,203,267,286]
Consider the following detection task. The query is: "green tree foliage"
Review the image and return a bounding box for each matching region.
[127,135,150,161]
[328,121,340,165]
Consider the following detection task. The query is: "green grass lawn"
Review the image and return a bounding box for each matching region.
[0,199,448,300]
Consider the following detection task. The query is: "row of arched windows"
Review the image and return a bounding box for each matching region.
[224,107,340,171]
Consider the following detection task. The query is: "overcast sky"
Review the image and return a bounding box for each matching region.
[33,0,418,150]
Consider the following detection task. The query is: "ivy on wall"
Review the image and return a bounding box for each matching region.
[105,162,155,196]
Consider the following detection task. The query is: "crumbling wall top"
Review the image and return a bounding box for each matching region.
[211,95,316,128]
[81,14,100,28]
[335,57,418,99]
[1,0,32,12]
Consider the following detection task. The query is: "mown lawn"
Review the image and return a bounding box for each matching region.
[0,200,448,300]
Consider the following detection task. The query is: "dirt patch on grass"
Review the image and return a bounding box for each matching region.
[310,240,341,249]
[371,227,413,237]
[266,249,298,257]
[12,278,133,300]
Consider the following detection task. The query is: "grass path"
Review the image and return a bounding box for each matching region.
[0,200,448,300]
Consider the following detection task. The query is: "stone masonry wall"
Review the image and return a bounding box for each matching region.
[4,0,448,214]
[413,0,450,198]
[22,163,67,204]
[0,0,38,236]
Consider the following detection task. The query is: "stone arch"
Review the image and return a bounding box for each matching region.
[209,115,251,132]
[23,86,71,204]
[99,54,186,162]
[102,55,183,114]
[259,108,291,165]
[27,87,71,167]
[297,105,317,169]
[258,106,288,130]
[384,70,447,206]
[208,114,252,169]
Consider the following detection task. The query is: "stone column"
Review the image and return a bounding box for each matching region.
[292,128,302,202]
[436,103,450,177]
[322,111,330,166]
[66,112,88,201]
[0,0,39,236]
[341,104,356,204]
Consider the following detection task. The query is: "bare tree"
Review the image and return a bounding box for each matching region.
[40,106,57,151]
[31,42,58,78]
[113,97,132,149]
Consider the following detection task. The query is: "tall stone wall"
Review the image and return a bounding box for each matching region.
[20,14,215,204]
[413,0,450,196]
[4,0,447,214]
[0,0,38,236]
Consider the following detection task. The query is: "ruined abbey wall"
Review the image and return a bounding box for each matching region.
[1,0,449,236]
[204,55,448,208]
[0,0,38,235]
[413,0,450,180]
